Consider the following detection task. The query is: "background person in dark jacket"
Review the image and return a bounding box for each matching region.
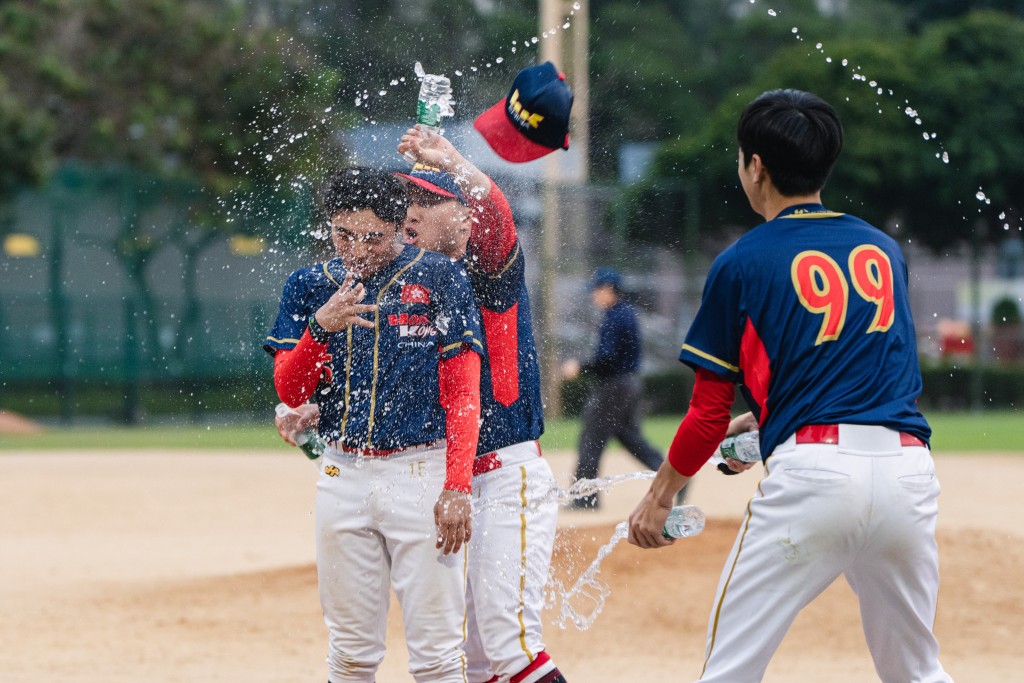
[562,267,666,510]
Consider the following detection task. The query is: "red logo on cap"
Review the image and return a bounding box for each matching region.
[401,284,431,305]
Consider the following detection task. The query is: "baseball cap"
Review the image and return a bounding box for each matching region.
[590,267,622,291]
[394,163,468,205]
[473,61,573,163]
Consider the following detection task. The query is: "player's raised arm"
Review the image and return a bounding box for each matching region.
[398,127,517,272]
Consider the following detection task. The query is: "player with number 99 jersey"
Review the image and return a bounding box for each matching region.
[680,204,930,458]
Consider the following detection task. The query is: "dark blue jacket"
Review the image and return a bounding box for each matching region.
[582,300,642,379]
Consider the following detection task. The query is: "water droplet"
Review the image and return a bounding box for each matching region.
[768,8,777,16]
[842,59,849,66]
[1000,212,1007,220]
[324,106,332,113]
[531,36,539,44]
[455,69,463,76]
[573,1,580,9]
[496,57,504,63]
[792,27,799,33]
[816,42,823,50]
[378,90,387,96]
[265,154,273,161]
[826,57,833,63]
[976,190,987,202]
[563,21,570,29]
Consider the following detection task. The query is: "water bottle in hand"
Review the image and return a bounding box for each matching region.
[661,505,706,539]
[404,61,454,162]
[275,403,325,463]
[712,430,760,475]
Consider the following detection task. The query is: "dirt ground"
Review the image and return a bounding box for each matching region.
[1,447,1019,682]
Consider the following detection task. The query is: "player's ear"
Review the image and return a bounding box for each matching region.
[750,153,767,183]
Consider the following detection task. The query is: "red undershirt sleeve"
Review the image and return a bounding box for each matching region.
[273,329,330,408]
[467,178,517,273]
[667,368,736,477]
[438,347,482,494]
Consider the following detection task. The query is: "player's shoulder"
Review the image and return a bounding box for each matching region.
[283,261,339,290]
[406,247,473,288]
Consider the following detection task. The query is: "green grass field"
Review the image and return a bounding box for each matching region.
[0,411,1020,453]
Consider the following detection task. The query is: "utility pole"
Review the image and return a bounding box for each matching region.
[538,0,589,417]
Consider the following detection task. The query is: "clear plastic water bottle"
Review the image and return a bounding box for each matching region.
[403,61,454,162]
[275,403,325,462]
[719,430,761,463]
[661,504,706,539]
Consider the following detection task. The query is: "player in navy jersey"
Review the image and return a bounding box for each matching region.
[265,167,484,683]
[628,90,953,682]
[398,126,566,683]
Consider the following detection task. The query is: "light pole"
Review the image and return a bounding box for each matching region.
[538,0,589,418]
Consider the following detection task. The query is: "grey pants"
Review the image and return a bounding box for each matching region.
[573,373,664,508]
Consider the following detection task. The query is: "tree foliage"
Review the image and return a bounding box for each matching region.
[650,8,1024,251]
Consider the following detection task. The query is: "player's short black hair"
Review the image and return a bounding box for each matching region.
[737,89,844,197]
[321,166,408,225]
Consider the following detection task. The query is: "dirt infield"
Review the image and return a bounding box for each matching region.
[1,447,1018,682]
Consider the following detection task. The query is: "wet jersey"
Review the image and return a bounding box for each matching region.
[679,203,930,458]
[264,245,484,449]
[464,180,544,455]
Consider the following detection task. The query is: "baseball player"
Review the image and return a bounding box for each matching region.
[627,90,953,683]
[264,167,484,683]
[397,128,567,683]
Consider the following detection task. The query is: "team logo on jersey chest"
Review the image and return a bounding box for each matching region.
[401,284,431,305]
[388,312,437,338]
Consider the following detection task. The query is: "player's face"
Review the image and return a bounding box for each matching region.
[330,209,402,278]
[403,201,471,260]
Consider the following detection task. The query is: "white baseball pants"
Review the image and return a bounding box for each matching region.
[316,446,468,683]
[464,441,559,683]
[697,424,953,683]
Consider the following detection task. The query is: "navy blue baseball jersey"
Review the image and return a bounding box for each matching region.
[264,244,484,449]
[680,203,930,458]
[465,240,544,454]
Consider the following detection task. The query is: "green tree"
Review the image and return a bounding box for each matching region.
[649,9,1024,252]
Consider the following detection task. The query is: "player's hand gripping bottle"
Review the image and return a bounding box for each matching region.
[661,504,706,539]
[403,61,454,162]
[275,403,326,463]
[711,430,761,475]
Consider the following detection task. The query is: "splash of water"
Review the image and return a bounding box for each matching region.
[471,470,655,516]
[751,0,1019,229]
[555,521,629,630]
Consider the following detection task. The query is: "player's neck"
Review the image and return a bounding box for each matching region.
[758,190,823,222]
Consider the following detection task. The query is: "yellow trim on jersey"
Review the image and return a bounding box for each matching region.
[339,325,354,440]
[516,465,534,663]
[366,250,425,448]
[680,344,740,373]
[778,210,845,219]
[442,333,484,354]
[321,261,337,285]
[701,476,766,677]
[265,335,300,346]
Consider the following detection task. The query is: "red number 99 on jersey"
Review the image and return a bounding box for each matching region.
[791,245,895,346]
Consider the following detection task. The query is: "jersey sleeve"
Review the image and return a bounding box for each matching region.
[264,268,314,355]
[679,250,745,382]
[434,260,485,360]
[466,176,518,274]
